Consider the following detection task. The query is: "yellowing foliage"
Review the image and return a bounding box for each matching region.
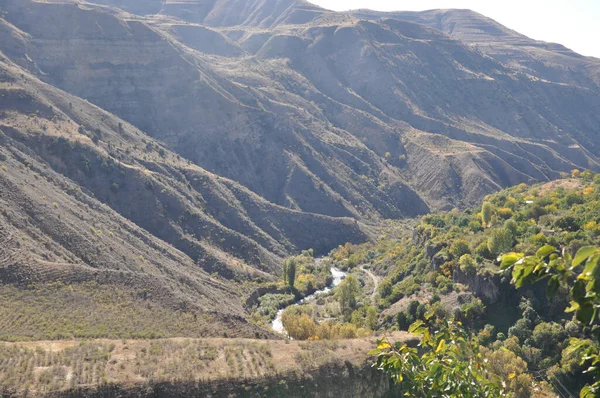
[497,207,513,219]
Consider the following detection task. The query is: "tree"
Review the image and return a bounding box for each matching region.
[500,245,600,397]
[459,254,476,274]
[336,275,360,316]
[484,348,532,398]
[450,239,471,258]
[286,258,297,288]
[504,219,518,238]
[379,279,392,298]
[281,312,316,340]
[366,306,378,330]
[282,261,288,284]
[371,318,505,397]
[482,201,494,227]
[487,228,513,257]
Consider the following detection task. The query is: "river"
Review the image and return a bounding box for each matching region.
[271,267,347,335]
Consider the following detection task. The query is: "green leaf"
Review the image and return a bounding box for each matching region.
[547,275,560,297]
[580,385,593,398]
[408,320,425,334]
[500,253,523,269]
[566,301,580,313]
[579,255,600,281]
[573,280,587,301]
[574,246,599,267]
[576,303,595,325]
[537,245,556,259]
[369,349,382,356]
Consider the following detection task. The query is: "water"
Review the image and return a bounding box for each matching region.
[271,267,347,335]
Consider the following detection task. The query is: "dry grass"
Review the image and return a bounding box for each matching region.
[0,282,219,341]
[0,332,412,396]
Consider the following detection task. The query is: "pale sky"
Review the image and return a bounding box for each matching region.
[311,0,600,58]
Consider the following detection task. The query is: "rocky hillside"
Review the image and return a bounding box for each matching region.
[0,0,599,340]
[0,50,367,339]
[3,0,599,219]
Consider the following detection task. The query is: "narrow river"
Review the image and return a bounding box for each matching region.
[271,267,347,335]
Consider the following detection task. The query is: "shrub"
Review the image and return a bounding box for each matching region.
[487,228,513,257]
[449,239,471,258]
[458,254,476,275]
[475,241,494,260]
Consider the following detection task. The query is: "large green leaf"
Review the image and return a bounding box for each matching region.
[574,246,599,267]
[537,245,557,259]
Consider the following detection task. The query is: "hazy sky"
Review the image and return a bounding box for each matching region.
[311,0,600,58]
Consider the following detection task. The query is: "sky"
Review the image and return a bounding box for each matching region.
[310,0,600,58]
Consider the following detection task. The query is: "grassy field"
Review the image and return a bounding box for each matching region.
[0,332,412,396]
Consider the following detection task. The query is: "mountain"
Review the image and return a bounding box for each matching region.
[0,0,599,340]
[351,8,600,89]
[0,47,368,339]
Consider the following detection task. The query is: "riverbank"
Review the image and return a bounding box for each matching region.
[272,267,347,335]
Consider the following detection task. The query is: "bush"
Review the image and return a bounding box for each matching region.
[458,254,476,274]
[475,241,494,260]
[449,239,471,258]
[487,228,513,257]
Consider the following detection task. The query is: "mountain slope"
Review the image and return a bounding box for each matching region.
[0,49,372,338]
[351,8,600,89]
[3,0,599,217]
[1,0,600,340]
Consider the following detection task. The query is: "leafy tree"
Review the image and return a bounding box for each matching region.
[459,254,476,274]
[450,239,471,258]
[532,322,566,357]
[484,348,532,398]
[407,300,420,319]
[378,279,392,298]
[396,312,411,330]
[508,318,532,344]
[500,245,600,397]
[281,312,316,340]
[487,228,513,257]
[286,258,297,288]
[336,275,360,316]
[366,306,378,330]
[482,201,494,227]
[504,219,518,237]
[372,318,505,397]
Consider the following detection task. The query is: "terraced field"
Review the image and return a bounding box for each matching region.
[0,333,412,396]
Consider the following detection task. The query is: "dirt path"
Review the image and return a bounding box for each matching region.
[361,266,380,299]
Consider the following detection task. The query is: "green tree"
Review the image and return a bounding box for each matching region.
[450,239,471,258]
[379,279,392,298]
[282,261,288,284]
[487,228,513,257]
[504,219,518,238]
[459,254,476,274]
[366,306,378,330]
[371,318,505,397]
[500,245,600,397]
[482,201,494,227]
[336,275,360,316]
[286,258,297,288]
